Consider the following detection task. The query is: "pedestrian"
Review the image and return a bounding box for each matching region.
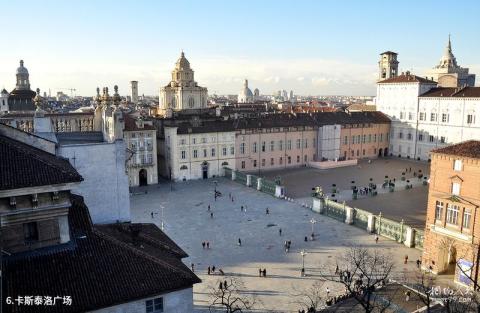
[212,265,216,273]
[310,233,315,241]
[409,167,412,172]
[263,268,267,277]
[326,287,330,297]
[224,280,228,289]
[208,204,211,211]
[279,228,282,236]
[202,241,205,249]
[259,268,262,277]
[210,212,214,218]
[375,235,379,243]
[232,197,234,202]
[416,259,421,268]
[238,238,242,246]
[207,266,211,275]
[304,236,308,242]
[207,241,210,249]
[191,263,195,272]
[405,290,411,301]
[219,282,223,290]
[335,265,339,275]
[241,205,243,212]
[404,255,408,264]
[394,178,396,182]
[266,208,269,214]
[151,212,154,219]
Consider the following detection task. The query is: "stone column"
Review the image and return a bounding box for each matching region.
[367,214,375,233]
[345,205,354,224]
[58,215,70,244]
[246,175,252,187]
[404,227,415,248]
[231,171,236,181]
[312,197,325,214]
[275,185,284,198]
[257,178,262,191]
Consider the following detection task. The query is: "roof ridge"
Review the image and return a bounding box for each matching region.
[94,229,195,279]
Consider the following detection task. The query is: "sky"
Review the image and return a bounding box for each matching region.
[1,0,479,97]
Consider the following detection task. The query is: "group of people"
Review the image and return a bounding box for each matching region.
[258,268,267,277]
[207,265,224,275]
[284,240,292,253]
[201,241,211,249]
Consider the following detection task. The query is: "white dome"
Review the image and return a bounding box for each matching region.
[16,60,29,75]
[238,79,254,103]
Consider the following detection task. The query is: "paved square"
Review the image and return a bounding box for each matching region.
[131,179,422,312]
[262,158,430,227]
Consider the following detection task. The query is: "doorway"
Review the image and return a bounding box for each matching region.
[201,162,208,179]
[139,169,148,186]
[384,147,389,157]
[378,148,383,157]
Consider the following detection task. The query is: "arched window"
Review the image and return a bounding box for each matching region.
[188,97,194,108]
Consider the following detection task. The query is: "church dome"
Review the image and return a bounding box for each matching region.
[175,51,191,70]
[16,60,29,75]
[238,79,254,103]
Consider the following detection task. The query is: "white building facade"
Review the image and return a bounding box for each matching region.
[164,127,236,181]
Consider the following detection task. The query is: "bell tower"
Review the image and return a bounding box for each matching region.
[378,51,399,81]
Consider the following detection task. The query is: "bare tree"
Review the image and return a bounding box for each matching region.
[290,280,327,312]
[402,267,437,312]
[208,277,256,313]
[320,246,394,313]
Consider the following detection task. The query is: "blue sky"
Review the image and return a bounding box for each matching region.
[1,0,479,96]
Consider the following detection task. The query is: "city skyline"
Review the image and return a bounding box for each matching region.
[1,0,479,96]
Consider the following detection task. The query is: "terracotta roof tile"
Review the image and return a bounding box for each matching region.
[431,140,480,159]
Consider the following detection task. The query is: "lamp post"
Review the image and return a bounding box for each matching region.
[300,249,307,276]
[160,205,165,231]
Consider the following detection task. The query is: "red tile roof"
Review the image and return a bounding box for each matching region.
[378,72,437,84]
[419,87,480,98]
[123,114,156,131]
[431,140,480,159]
[0,134,83,190]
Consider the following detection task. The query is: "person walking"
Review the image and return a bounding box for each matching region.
[207,241,210,249]
[241,205,243,212]
[263,268,267,277]
[202,241,205,249]
[210,212,214,218]
[208,205,211,211]
[259,268,262,277]
[191,263,195,272]
[212,265,216,273]
[416,259,421,268]
[279,228,282,236]
[404,255,408,264]
[224,280,228,289]
[238,238,242,246]
[219,282,223,290]
[375,235,379,243]
[266,208,269,214]
[207,266,211,275]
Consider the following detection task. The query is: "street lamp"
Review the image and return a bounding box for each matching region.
[160,205,165,231]
[300,249,307,276]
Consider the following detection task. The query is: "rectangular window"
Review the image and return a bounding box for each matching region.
[344,136,348,145]
[253,142,257,153]
[440,136,446,143]
[253,160,257,167]
[211,148,215,157]
[270,158,274,165]
[287,140,292,150]
[270,141,275,151]
[446,204,459,225]
[222,147,227,156]
[261,159,265,166]
[463,209,472,229]
[312,138,316,148]
[430,113,437,122]
[279,157,283,165]
[452,182,461,195]
[419,112,426,121]
[203,149,207,158]
[201,137,207,143]
[400,112,405,119]
[398,132,403,139]
[181,150,186,159]
[380,134,383,142]
[435,201,443,221]
[418,134,423,141]
[407,133,412,140]
[262,141,266,152]
[454,160,462,171]
[467,114,475,124]
[287,156,291,164]
[192,138,196,144]
[368,134,371,142]
[230,146,234,155]
[442,113,449,123]
[279,140,283,151]
[180,139,186,145]
[357,135,360,143]
[408,112,413,120]
[193,150,198,158]
[296,139,301,149]
[362,135,366,143]
[23,222,38,242]
[373,134,377,142]
[296,155,300,163]
[240,143,245,154]
[241,161,245,169]
[146,297,163,313]
[429,135,434,143]
[351,136,355,144]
